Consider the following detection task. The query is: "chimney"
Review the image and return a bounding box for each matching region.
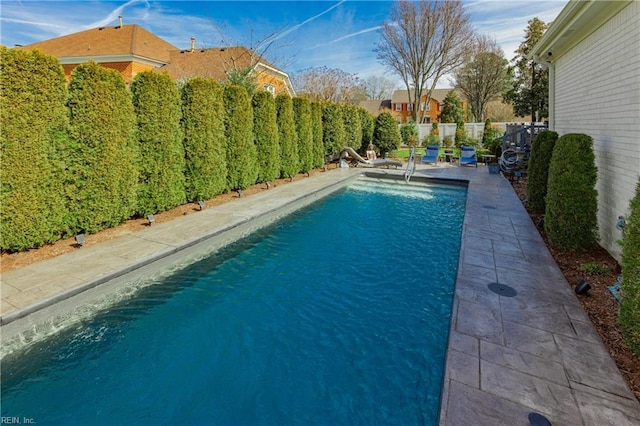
[190,37,195,52]
[118,16,123,28]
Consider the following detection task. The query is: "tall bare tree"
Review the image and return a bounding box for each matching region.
[453,35,510,122]
[364,75,397,100]
[292,66,366,104]
[376,0,473,122]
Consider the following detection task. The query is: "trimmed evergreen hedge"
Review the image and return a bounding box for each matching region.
[359,108,374,151]
[620,177,640,355]
[253,90,281,183]
[342,103,363,151]
[0,47,68,251]
[224,85,258,190]
[131,71,185,215]
[310,102,325,167]
[293,97,314,174]
[66,61,140,234]
[527,130,559,213]
[321,102,345,157]
[372,112,401,156]
[544,133,598,250]
[181,77,227,201]
[275,94,299,179]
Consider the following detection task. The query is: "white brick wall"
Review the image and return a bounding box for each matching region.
[553,1,640,261]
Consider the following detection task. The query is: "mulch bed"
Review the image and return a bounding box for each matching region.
[510,178,639,401]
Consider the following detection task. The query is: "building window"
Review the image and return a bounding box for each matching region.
[264,84,275,96]
[407,103,414,112]
[395,103,402,111]
[421,102,430,111]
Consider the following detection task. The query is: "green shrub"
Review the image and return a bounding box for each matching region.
[342,103,363,151]
[293,97,314,174]
[66,61,139,234]
[181,77,227,201]
[454,121,468,147]
[310,102,325,167]
[527,130,558,213]
[131,71,185,215]
[322,102,345,157]
[253,91,280,183]
[372,112,401,156]
[224,84,258,190]
[544,133,598,250]
[358,107,374,151]
[0,47,69,250]
[275,94,299,179]
[620,177,640,355]
[400,121,418,147]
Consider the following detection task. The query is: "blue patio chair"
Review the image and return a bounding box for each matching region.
[459,145,477,167]
[421,145,440,165]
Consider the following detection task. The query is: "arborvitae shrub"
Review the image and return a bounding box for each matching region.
[131,71,185,215]
[620,178,640,355]
[527,130,558,213]
[253,91,280,183]
[0,47,68,251]
[310,102,325,168]
[66,61,139,234]
[293,97,314,174]
[224,84,258,190]
[358,107,374,153]
[372,112,401,156]
[181,77,227,201]
[322,102,345,157]
[400,121,418,146]
[342,103,363,151]
[544,133,598,250]
[275,94,299,179]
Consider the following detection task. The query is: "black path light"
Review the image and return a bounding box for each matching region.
[75,233,85,248]
[197,200,205,211]
[236,189,243,198]
[147,214,155,226]
[575,278,591,295]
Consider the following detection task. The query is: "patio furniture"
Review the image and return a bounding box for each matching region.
[421,145,440,165]
[459,146,478,167]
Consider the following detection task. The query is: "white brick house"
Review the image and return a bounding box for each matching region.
[530,0,640,261]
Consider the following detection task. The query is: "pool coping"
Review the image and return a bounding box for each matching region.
[1,164,639,424]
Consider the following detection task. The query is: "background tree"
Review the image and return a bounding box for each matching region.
[292,66,366,104]
[505,17,549,121]
[253,90,281,183]
[131,71,185,216]
[181,77,227,201]
[293,97,314,174]
[224,84,258,190]
[439,91,465,123]
[372,111,401,156]
[0,47,68,251]
[66,61,139,233]
[359,108,375,152]
[453,36,510,122]
[376,0,473,123]
[363,75,397,100]
[275,94,299,179]
[321,102,346,157]
[400,121,418,146]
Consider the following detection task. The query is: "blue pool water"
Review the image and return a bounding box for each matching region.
[1,177,466,425]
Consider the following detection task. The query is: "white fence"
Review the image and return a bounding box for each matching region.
[413,122,546,145]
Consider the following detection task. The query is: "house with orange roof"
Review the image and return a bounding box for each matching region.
[390,88,468,124]
[16,18,294,96]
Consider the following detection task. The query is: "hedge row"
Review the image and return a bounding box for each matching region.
[620,178,640,355]
[0,49,377,251]
[527,130,558,213]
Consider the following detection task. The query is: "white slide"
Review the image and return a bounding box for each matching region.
[342,147,403,168]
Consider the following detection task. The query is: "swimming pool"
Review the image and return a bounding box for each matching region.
[1,175,466,425]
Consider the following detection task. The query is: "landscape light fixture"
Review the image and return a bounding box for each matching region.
[237,189,243,198]
[266,181,271,190]
[75,233,85,248]
[575,279,591,295]
[147,214,155,226]
[616,216,626,230]
[198,200,205,211]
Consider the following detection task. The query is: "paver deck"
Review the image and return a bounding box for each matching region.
[1,163,639,425]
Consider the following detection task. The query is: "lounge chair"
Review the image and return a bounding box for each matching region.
[421,145,440,165]
[459,146,478,167]
[342,147,402,169]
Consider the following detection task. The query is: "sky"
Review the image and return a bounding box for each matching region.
[0,0,567,88]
